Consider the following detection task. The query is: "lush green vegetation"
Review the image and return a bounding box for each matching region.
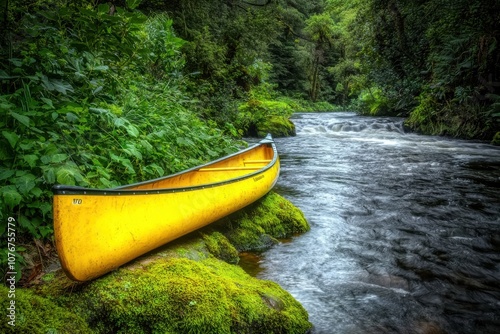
[139,0,499,138]
[321,0,500,140]
[1,0,499,284]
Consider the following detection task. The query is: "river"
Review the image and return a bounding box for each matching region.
[251,112,500,333]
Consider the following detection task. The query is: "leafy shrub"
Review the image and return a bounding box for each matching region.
[236,99,293,136]
[0,2,238,281]
[357,87,389,115]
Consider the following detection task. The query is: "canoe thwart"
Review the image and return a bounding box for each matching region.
[198,166,262,172]
[243,160,272,164]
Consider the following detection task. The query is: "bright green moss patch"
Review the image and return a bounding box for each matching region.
[0,284,92,334]
[202,231,240,264]
[255,115,296,138]
[236,99,296,137]
[40,272,56,282]
[224,192,310,251]
[36,257,311,334]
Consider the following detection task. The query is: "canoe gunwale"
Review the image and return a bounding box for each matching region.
[52,135,278,196]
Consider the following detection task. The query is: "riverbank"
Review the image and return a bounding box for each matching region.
[0,192,312,333]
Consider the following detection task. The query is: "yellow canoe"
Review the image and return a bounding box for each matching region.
[53,135,280,281]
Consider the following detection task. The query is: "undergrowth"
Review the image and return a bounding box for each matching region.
[0,2,238,281]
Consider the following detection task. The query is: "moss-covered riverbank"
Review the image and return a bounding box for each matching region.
[0,192,312,334]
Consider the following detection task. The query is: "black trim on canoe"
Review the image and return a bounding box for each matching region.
[53,134,278,196]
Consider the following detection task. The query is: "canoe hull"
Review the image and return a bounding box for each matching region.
[53,138,279,281]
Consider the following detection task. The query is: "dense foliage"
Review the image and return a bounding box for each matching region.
[0,0,239,277]
[137,0,500,139]
[321,0,500,139]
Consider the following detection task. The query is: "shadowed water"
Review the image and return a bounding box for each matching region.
[254,112,500,334]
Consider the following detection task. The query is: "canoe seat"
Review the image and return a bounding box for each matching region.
[243,159,272,164]
[198,166,262,172]
[198,160,272,172]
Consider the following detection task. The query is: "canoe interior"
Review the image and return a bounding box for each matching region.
[119,144,275,191]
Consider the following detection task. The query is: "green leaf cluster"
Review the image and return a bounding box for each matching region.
[0,1,238,279]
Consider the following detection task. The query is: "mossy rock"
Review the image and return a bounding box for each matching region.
[237,98,296,138]
[0,284,92,333]
[201,231,240,264]
[491,132,500,145]
[255,115,296,138]
[36,257,311,334]
[223,192,310,251]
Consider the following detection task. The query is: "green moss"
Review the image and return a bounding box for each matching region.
[201,231,240,264]
[226,215,280,251]
[257,192,310,235]
[37,257,311,334]
[404,93,437,133]
[41,272,56,282]
[277,97,337,112]
[0,285,92,333]
[236,99,296,137]
[225,192,310,251]
[405,92,492,139]
[255,115,296,138]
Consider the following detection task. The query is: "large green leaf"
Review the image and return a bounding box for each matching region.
[41,155,52,164]
[18,215,37,237]
[44,167,56,184]
[51,153,68,163]
[15,173,36,195]
[97,3,110,14]
[111,153,135,174]
[0,168,15,181]
[56,167,76,185]
[23,154,39,168]
[2,131,19,148]
[31,187,43,198]
[126,124,140,137]
[1,185,22,207]
[41,76,74,95]
[38,202,52,216]
[121,159,135,174]
[123,143,142,160]
[41,97,54,109]
[176,137,194,147]
[52,80,74,95]
[149,163,164,177]
[10,111,31,127]
[126,0,143,10]
[140,139,153,153]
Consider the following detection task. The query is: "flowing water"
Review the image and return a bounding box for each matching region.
[253,112,500,333]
